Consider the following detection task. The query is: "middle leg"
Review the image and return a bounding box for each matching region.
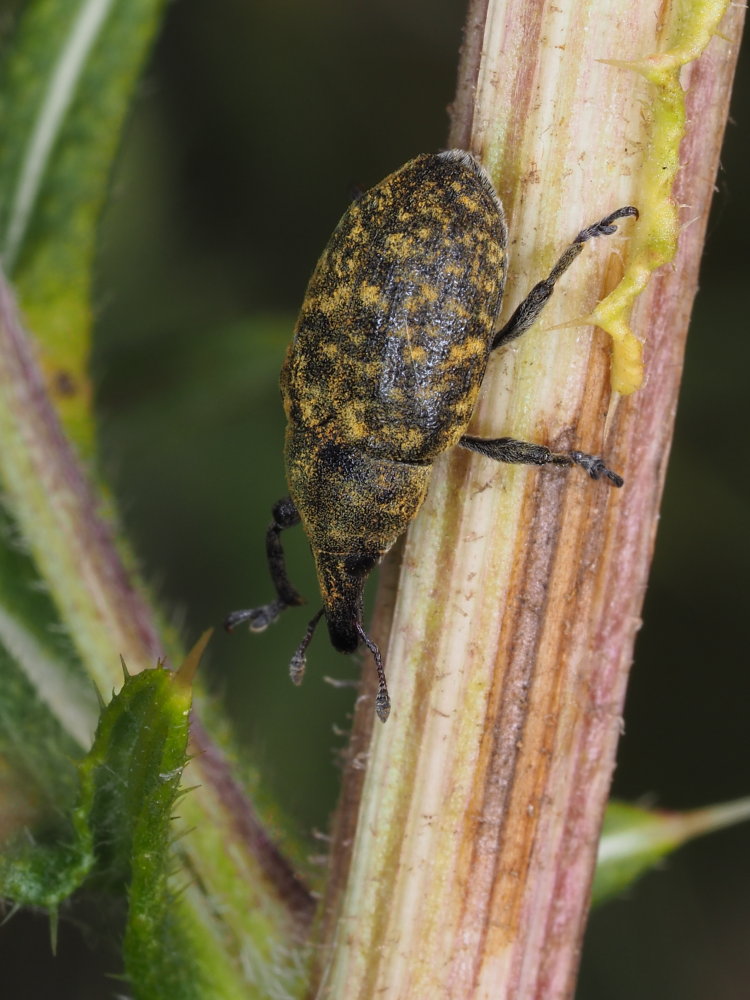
[459,435,623,487]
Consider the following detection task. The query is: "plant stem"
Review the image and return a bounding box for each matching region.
[310,1,744,997]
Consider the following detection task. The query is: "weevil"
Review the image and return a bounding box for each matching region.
[225,150,637,722]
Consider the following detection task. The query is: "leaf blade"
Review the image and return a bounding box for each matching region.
[594,798,750,905]
[0,0,170,450]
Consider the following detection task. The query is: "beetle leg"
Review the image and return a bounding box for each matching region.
[224,496,306,633]
[459,435,623,487]
[491,206,638,351]
[356,624,391,723]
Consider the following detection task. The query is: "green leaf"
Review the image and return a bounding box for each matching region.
[593,797,750,905]
[0,0,170,451]
[0,655,192,903]
[0,640,223,998]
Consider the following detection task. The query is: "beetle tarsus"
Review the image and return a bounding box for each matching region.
[289,648,305,684]
[224,600,286,633]
[574,205,639,244]
[375,688,391,724]
[568,451,624,487]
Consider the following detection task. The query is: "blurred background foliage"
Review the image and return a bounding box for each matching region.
[1,0,747,997]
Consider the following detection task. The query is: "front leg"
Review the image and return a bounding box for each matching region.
[491,206,638,351]
[224,496,305,632]
[460,436,623,487]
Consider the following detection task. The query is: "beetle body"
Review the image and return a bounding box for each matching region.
[225,150,636,721]
[281,151,506,653]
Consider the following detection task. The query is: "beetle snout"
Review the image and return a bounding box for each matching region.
[327,618,360,654]
[314,550,379,655]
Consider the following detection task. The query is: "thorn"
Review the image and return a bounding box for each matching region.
[176,629,213,689]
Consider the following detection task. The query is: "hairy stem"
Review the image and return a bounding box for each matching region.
[310,1,744,997]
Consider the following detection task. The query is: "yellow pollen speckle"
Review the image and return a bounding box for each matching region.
[458,194,479,213]
[419,283,439,303]
[360,283,381,306]
[443,298,471,321]
[385,232,414,254]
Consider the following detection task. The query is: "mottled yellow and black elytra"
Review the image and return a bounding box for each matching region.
[225,150,637,722]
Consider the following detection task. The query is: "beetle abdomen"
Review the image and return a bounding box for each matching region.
[281,150,507,464]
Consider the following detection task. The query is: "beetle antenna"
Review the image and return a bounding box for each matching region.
[356,624,391,723]
[289,609,324,686]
